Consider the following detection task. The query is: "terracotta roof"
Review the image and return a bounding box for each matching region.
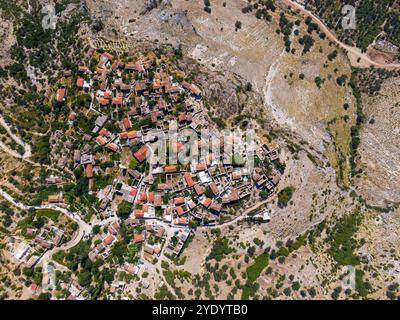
[99,97,109,106]
[139,192,147,202]
[68,113,76,121]
[135,80,147,92]
[166,85,180,94]
[181,81,192,91]
[123,117,132,130]
[86,163,93,179]
[48,195,61,203]
[172,142,184,153]
[112,96,123,105]
[174,197,185,205]
[202,197,212,208]
[194,184,205,195]
[120,83,131,91]
[153,78,161,89]
[176,206,185,216]
[209,182,219,195]
[148,192,155,203]
[31,283,39,291]
[189,84,201,95]
[96,136,107,146]
[196,163,206,172]
[134,233,145,243]
[210,201,222,212]
[183,172,194,188]
[56,88,66,102]
[76,78,84,88]
[164,165,177,173]
[134,209,144,218]
[102,234,115,246]
[232,172,242,180]
[127,131,137,139]
[106,143,119,152]
[178,218,188,225]
[151,111,159,123]
[99,128,109,136]
[134,145,149,162]
[129,187,138,197]
[119,132,128,139]
[158,98,167,109]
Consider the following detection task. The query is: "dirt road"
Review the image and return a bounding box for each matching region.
[280,0,400,70]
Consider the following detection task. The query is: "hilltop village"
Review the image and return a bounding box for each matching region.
[5,48,285,299]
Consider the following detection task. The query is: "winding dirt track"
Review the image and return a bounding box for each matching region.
[281,0,400,70]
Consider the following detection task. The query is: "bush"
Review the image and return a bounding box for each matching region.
[117,200,132,219]
[277,186,295,207]
[235,21,242,30]
[246,252,269,283]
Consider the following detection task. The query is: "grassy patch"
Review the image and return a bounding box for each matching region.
[36,209,60,222]
[327,211,362,266]
[206,237,234,262]
[277,186,295,206]
[246,252,269,283]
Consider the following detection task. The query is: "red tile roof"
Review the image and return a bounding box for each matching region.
[102,234,115,246]
[112,96,123,105]
[86,163,93,179]
[48,195,61,203]
[123,117,132,130]
[134,233,145,243]
[174,197,185,205]
[164,165,177,173]
[99,97,109,106]
[31,283,39,291]
[99,128,109,136]
[202,197,212,208]
[134,209,144,218]
[129,187,138,197]
[56,88,66,102]
[106,143,119,152]
[183,172,194,188]
[127,131,137,139]
[96,136,107,146]
[134,145,149,162]
[139,192,147,202]
[76,78,84,88]
[176,206,185,216]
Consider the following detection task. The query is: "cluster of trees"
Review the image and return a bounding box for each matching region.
[277,186,295,207]
[52,240,115,299]
[206,237,234,261]
[327,210,362,266]
[307,0,397,51]
[117,201,132,220]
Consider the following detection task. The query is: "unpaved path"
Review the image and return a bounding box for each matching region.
[0,188,92,265]
[281,0,400,70]
[0,115,31,158]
